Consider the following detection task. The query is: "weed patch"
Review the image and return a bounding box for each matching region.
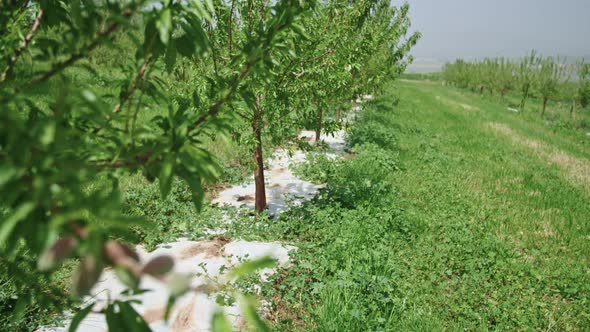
[259,82,590,331]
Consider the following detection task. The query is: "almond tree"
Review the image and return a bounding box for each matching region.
[537,56,568,116]
[494,58,515,98]
[222,0,419,213]
[443,59,471,88]
[516,50,540,110]
[209,0,313,214]
[287,0,420,143]
[0,0,312,328]
[572,60,590,122]
[442,54,590,121]
[479,58,496,95]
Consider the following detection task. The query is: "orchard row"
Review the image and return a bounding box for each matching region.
[0,1,419,330]
[443,52,590,117]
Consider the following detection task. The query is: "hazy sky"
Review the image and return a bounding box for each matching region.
[395,0,590,60]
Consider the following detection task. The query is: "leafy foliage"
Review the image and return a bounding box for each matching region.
[443,52,587,117]
[292,152,338,185]
[249,82,590,331]
[0,0,419,330]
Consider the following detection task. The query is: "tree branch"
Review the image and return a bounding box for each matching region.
[112,38,154,114]
[277,48,334,85]
[93,152,153,169]
[0,9,44,83]
[188,62,252,132]
[30,8,135,85]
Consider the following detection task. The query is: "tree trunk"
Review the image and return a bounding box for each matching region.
[542,97,548,116]
[335,105,341,122]
[315,107,323,142]
[520,87,529,110]
[252,100,266,214]
[480,86,485,95]
[571,100,577,124]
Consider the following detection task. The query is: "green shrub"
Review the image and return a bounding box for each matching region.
[123,177,223,250]
[326,144,398,209]
[347,98,399,150]
[261,167,410,331]
[292,152,339,184]
[0,250,74,332]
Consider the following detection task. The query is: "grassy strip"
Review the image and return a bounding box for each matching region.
[252,81,589,330]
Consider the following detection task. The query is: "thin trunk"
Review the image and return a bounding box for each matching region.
[335,105,341,122]
[480,86,485,95]
[520,86,529,110]
[252,99,266,214]
[542,97,548,116]
[571,100,577,124]
[315,108,323,142]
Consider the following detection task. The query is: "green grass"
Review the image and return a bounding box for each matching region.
[5,59,589,330]
[250,80,590,330]
[1,54,272,330]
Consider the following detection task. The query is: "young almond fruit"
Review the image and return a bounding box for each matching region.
[142,255,174,277]
[167,273,192,297]
[37,236,78,271]
[72,255,101,298]
[103,240,139,265]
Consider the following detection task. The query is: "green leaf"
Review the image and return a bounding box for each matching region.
[157,9,172,45]
[81,90,97,103]
[164,296,176,320]
[291,23,308,39]
[0,202,35,246]
[105,304,125,331]
[106,302,151,332]
[167,273,192,297]
[230,256,276,280]
[114,267,139,290]
[204,0,215,16]
[239,294,270,332]
[118,301,151,332]
[40,122,56,146]
[183,174,204,212]
[175,35,196,58]
[158,156,174,198]
[10,295,29,325]
[211,310,232,332]
[69,0,83,28]
[0,164,17,187]
[165,39,177,74]
[68,304,94,332]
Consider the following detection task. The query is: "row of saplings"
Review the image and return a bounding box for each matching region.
[443,51,590,120]
[0,0,419,330]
